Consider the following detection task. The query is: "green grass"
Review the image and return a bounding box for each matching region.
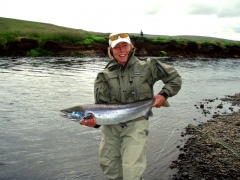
[131,34,240,49]
[0,17,109,48]
[27,48,52,57]
[0,17,240,49]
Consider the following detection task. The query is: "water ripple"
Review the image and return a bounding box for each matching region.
[0,57,239,179]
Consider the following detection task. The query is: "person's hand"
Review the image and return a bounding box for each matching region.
[80,113,97,127]
[152,94,166,108]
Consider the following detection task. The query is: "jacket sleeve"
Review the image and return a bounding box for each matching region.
[149,59,182,97]
[94,72,110,104]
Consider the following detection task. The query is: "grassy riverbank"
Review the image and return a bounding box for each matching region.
[1,17,240,58]
[1,17,240,48]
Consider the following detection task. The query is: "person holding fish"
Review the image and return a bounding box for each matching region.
[69,33,182,179]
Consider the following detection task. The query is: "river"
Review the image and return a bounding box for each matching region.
[0,57,239,180]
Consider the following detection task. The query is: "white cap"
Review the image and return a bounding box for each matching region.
[109,33,131,48]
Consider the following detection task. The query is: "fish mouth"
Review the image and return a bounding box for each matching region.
[60,112,68,117]
[60,111,70,118]
[60,111,81,122]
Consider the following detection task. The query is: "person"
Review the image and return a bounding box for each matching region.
[140,30,143,36]
[81,33,182,180]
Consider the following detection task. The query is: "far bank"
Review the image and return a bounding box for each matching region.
[1,17,240,58]
[1,37,240,59]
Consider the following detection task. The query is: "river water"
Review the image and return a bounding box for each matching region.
[0,57,239,180]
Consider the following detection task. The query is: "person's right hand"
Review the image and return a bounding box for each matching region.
[80,113,100,128]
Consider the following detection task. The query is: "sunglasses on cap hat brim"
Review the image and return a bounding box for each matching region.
[109,33,129,41]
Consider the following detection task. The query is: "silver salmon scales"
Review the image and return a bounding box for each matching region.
[60,99,155,125]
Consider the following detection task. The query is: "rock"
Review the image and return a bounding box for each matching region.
[200,104,204,108]
[235,122,240,126]
[181,171,189,178]
[217,103,223,109]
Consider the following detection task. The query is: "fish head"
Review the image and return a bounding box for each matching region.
[60,105,86,121]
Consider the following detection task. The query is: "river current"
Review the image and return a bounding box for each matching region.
[0,57,239,180]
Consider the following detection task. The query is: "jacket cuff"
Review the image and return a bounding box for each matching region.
[94,124,101,128]
[158,92,169,99]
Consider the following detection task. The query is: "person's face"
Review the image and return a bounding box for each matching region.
[112,42,132,66]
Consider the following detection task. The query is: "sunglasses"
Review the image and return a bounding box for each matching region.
[109,33,129,41]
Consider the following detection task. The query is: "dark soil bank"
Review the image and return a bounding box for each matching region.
[1,37,240,58]
[171,93,240,180]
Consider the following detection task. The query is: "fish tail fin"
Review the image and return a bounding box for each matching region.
[162,100,170,107]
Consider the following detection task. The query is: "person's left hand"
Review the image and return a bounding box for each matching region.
[152,94,166,108]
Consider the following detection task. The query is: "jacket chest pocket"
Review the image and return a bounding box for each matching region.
[131,74,153,100]
[105,73,120,100]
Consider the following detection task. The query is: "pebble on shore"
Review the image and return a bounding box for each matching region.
[171,93,240,180]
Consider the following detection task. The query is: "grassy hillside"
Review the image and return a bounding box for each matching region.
[0,17,240,49]
[0,17,108,48]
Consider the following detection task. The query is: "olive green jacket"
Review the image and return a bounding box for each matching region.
[94,52,182,104]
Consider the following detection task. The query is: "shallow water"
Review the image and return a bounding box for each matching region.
[0,57,239,180]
